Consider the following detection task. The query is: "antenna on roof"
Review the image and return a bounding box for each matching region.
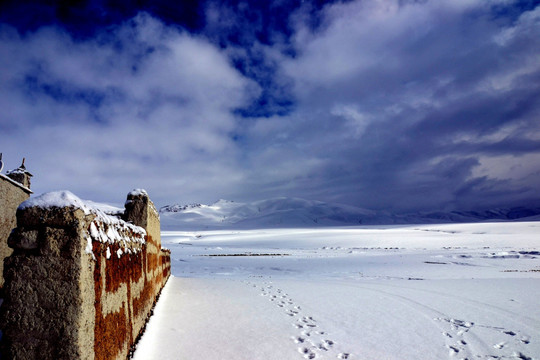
[0,153,3,173]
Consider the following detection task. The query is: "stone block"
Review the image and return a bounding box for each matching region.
[16,205,91,230]
[124,191,149,228]
[7,228,39,250]
[40,227,76,258]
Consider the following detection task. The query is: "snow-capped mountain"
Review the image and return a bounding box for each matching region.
[159,197,540,230]
[159,198,371,229]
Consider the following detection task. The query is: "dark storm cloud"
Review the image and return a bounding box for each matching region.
[243,0,540,211]
[0,0,539,212]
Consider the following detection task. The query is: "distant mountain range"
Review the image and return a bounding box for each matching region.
[158,197,540,230]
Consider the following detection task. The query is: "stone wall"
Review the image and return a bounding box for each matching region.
[0,190,171,360]
[0,173,32,291]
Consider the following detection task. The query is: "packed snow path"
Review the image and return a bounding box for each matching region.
[132,223,540,360]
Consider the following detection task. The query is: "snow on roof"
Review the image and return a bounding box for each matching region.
[0,172,32,193]
[6,167,32,177]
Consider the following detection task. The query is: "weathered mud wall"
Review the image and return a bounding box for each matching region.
[0,173,32,291]
[0,190,171,360]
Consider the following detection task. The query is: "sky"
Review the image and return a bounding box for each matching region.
[0,0,539,212]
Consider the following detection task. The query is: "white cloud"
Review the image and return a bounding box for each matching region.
[0,13,259,205]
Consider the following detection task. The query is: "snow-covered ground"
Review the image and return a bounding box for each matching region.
[133,222,540,360]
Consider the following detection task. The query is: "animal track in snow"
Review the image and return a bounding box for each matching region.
[298,346,317,359]
[293,336,306,344]
[434,317,533,359]
[247,280,353,359]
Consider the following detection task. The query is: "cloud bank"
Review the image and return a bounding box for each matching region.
[1,14,258,205]
[0,0,539,211]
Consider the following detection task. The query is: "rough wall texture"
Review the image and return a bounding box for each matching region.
[0,174,32,290]
[0,190,170,360]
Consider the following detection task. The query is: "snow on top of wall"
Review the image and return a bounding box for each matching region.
[20,190,92,214]
[129,188,148,197]
[88,215,146,245]
[19,191,146,260]
[88,209,146,259]
[126,188,159,218]
[85,195,147,258]
[85,200,124,216]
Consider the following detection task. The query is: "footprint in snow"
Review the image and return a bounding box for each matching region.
[246,281,353,359]
[447,345,459,354]
[435,317,532,359]
[298,347,316,359]
[317,339,334,351]
[435,318,473,356]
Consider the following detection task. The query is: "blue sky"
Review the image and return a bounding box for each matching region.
[0,0,539,212]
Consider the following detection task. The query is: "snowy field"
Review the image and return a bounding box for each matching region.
[133,222,540,360]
